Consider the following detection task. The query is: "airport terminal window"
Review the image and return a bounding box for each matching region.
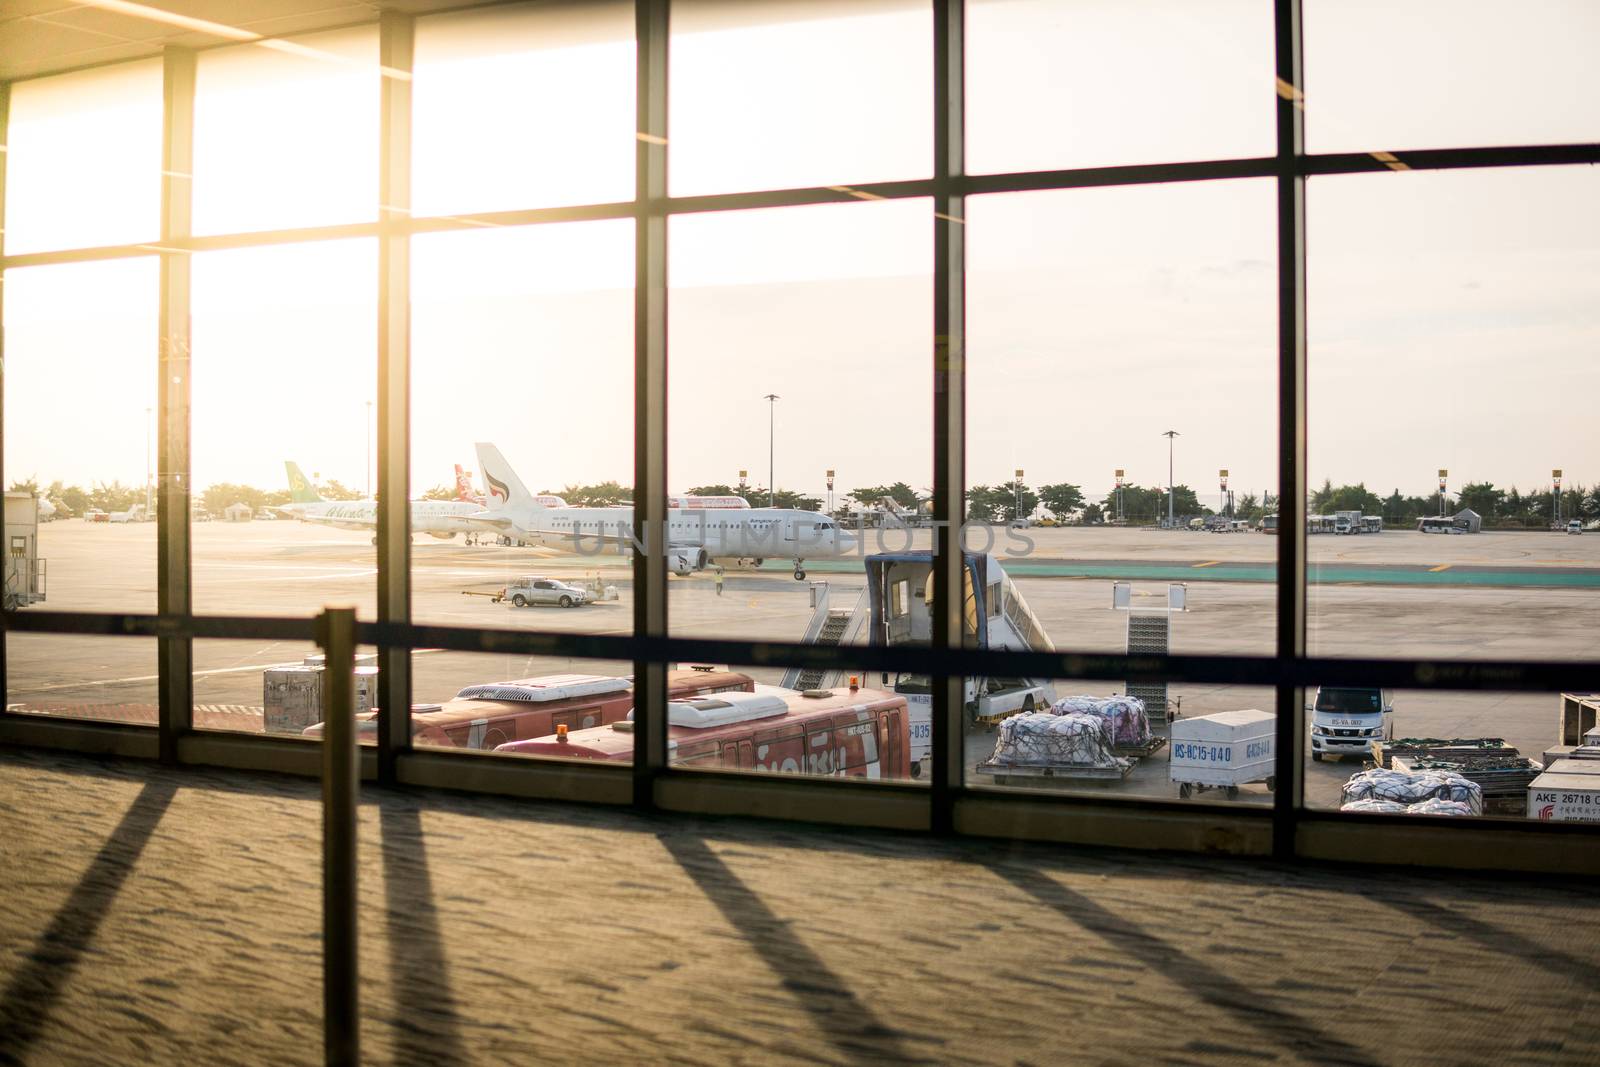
[412,2,635,217]
[669,0,932,196]
[2,60,162,255]
[192,27,379,236]
[666,198,931,648]
[965,0,1275,175]
[411,220,634,632]
[1303,0,1600,154]
[1,0,1597,860]
[5,636,159,729]
[3,258,160,614]
[190,239,378,618]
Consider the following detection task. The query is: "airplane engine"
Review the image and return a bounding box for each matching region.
[667,547,708,576]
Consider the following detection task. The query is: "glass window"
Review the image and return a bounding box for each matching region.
[966,0,1274,175]
[1304,0,1600,154]
[3,258,159,614]
[670,0,932,196]
[412,1,635,217]
[5,636,157,729]
[193,28,379,235]
[192,638,373,742]
[1307,166,1599,662]
[3,60,163,255]
[190,239,377,617]
[411,219,633,631]
[667,199,931,645]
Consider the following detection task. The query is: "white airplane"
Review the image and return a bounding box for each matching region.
[471,442,854,579]
[272,461,485,540]
[108,503,148,523]
[455,463,567,509]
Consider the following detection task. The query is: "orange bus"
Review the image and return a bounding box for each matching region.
[303,668,754,749]
[494,686,912,780]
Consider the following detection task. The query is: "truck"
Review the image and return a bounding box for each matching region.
[3,492,47,611]
[1334,510,1362,534]
[1308,686,1394,761]
[464,575,590,608]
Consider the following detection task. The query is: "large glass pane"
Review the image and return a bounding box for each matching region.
[667,199,931,666]
[964,180,1277,794]
[190,239,377,617]
[966,0,1274,175]
[1307,166,1599,662]
[1306,687,1583,824]
[193,28,379,235]
[410,219,633,634]
[5,635,157,728]
[670,0,931,196]
[413,1,635,217]
[3,258,159,614]
[1304,0,1600,154]
[4,60,163,255]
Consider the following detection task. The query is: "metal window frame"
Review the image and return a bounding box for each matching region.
[2,0,1599,875]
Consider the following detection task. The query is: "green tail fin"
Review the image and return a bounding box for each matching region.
[285,461,323,503]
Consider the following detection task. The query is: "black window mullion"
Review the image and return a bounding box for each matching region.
[1273,0,1308,857]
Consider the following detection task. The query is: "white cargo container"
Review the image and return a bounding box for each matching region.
[1527,759,1600,823]
[1170,709,1276,799]
[263,664,377,734]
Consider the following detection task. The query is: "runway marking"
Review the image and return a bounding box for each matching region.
[1191,561,1222,568]
[1429,564,1453,572]
[10,648,449,694]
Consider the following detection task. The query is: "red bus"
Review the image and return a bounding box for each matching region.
[303,668,753,749]
[495,686,912,780]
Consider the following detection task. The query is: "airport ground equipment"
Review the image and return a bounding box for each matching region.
[1392,754,1542,815]
[3,492,47,611]
[1170,709,1276,800]
[780,582,869,693]
[264,664,378,734]
[1339,766,1483,815]
[1557,693,1600,747]
[1308,686,1394,762]
[1373,737,1512,770]
[1111,582,1186,722]
[1049,694,1166,758]
[977,711,1135,785]
[1528,759,1600,823]
[461,576,590,608]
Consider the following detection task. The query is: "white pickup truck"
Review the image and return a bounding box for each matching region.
[503,576,589,609]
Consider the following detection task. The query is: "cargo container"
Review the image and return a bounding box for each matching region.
[264,665,378,734]
[1527,759,1600,823]
[1170,709,1276,799]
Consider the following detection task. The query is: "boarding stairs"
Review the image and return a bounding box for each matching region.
[1113,583,1187,723]
[782,583,870,692]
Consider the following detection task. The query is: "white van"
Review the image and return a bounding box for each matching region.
[1308,686,1393,762]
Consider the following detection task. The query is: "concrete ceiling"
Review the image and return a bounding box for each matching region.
[0,1,471,82]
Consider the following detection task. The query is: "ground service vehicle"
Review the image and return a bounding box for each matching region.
[1569,520,1583,535]
[1309,686,1394,761]
[304,668,754,749]
[505,576,588,608]
[495,687,912,780]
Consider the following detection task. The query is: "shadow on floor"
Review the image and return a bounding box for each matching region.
[659,830,942,1064]
[994,864,1382,1067]
[0,779,177,1067]
[1374,893,1600,987]
[379,801,468,1066]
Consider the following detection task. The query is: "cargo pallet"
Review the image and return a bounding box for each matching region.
[1112,735,1167,759]
[976,760,1135,784]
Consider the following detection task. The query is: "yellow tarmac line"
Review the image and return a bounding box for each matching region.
[1191,560,1222,568]
[1429,564,1452,572]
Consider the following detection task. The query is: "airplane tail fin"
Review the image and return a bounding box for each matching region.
[474,443,541,513]
[285,461,323,503]
[453,464,480,503]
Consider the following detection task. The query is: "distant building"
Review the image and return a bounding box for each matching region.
[223,502,253,522]
[1453,508,1482,533]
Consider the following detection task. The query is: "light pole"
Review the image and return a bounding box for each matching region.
[1553,469,1563,526]
[1162,430,1180,527]
[763,393,779,507]
[1014,469,1024,523]
[365,400,373,498]
[145,406,153,515]
[826,469,835,517]
[1115,468,1124,522]
[1438,468,1448,517]
[1219,469,1229,518]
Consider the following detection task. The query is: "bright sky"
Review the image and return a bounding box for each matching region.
[4,0,1597,503]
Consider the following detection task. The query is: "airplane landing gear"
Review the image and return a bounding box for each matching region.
[793,562,806,581]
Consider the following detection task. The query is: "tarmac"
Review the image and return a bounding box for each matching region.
[8,520,1597,815]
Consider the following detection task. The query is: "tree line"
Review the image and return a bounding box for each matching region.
[1309,479,1599,527]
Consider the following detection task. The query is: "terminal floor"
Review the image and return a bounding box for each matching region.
[1,747,1596,1066]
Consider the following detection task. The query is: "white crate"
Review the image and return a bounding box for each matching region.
[1528,759,1600,823]
[264,665,377,735]
[1170,709,1275,788]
